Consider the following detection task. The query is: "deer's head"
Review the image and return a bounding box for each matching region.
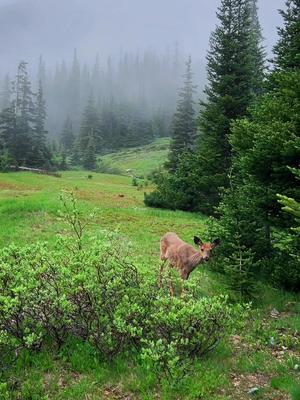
[194,236,221,262]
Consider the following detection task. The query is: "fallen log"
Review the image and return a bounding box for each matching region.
[10,166,61,178]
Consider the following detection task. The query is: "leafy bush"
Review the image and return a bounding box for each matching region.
[141,294,237,380]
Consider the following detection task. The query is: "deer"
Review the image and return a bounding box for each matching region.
[159,232,220,295]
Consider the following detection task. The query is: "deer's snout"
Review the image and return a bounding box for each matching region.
[203,256,210,262]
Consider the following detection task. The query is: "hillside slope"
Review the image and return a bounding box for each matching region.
[101,138,170,177]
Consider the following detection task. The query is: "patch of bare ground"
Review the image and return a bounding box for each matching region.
[44,371,81,392]
[102,384,136,400]
[0,181,39,191]
[77,190,140,208]
[230,372,289,400]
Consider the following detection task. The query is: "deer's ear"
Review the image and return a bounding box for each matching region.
[194,236,203,245]
[213,238,221,247]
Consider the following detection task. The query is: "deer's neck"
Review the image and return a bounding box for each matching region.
[187,251,203,272]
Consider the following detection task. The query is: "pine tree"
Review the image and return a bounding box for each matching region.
[70,137,81,166]
[13,61,35,165]
[33,79,47,145]
[249,0,266,95]
[273,0,300,70]
[60,116,75,153]
[166,56,197,172]
[194,0,265,213]
[68,49,81,132]
[31,78,51,167]
[82,134,97,170]
[1,74,11,111]
[38,55,46,91]
[79,94,102,154]
[0,104,17,162]
[215,0,300,290]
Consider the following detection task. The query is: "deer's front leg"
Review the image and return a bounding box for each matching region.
[180,270,189,297]
[168,265,175,297]
[158,259,167,287]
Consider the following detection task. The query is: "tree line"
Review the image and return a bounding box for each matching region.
[0,48,195,170]
[145,0,300,295]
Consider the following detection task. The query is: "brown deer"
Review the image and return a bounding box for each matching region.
[159,232,220,294]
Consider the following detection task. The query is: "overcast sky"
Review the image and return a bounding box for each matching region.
[0,0,285,74]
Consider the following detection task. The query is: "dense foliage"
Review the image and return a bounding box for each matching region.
[145,0,300,296]
[145,0,265,214]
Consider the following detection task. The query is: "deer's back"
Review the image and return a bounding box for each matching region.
[160,232,197,266]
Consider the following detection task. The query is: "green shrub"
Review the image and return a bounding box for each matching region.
[140,295,240,381]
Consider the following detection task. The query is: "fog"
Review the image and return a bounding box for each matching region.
[0,0,284,72]
[0,0,285,138]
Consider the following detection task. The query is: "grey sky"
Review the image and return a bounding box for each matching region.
[0,0,285,74]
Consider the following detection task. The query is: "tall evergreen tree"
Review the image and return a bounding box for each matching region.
[166,56,197,172]
[1,74,11,111]
[38,55,46,91]
[31,78,51,167]
[249,0,266,95]
[12,61,35,164]
[79,94,102,155]
[60,116,75,153]
[145,0,265,213]
[0,62,52,168]
[68,49,81,132]
[214,0,300,291]
[273,0,300,70]
[195,0,265,213]
[82,134,97,170]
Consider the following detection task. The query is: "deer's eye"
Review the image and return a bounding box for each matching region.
[201,246,205,251]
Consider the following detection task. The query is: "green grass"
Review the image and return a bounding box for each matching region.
[0,167,300,399]
[0,170,206,275]
[101,137,170,177]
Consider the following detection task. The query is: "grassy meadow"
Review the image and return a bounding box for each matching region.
[0,148,299,400]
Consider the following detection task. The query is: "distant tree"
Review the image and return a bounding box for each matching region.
[0,62,52,168]
[82,134,97,170]
[59,151,68,170]
[37,55,46,90]
[68,49,81,132]
[70,137,81,166]
[60,116,75,153]
[30,78,51,167]
[0,104,17,162]
[9,61,35,164]
[1,74,11,111]
[166,56,197,172]
[79,94,102,154]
